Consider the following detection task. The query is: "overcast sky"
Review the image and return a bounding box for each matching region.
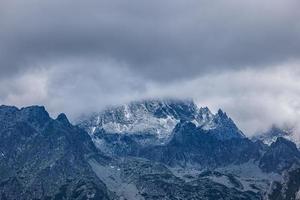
[1,0,300,135]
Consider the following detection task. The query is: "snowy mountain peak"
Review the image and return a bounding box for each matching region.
[254,125,299,147]
[77,99,244,140]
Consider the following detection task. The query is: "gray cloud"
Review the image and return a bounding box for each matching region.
[144,63,300,135]
[1,59,300,136]
[1,0,300,80]
[1,0,300,136]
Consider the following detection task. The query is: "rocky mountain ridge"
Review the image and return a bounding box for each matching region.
[1,100,300,199]
[78,99,245,142]
[0,105,113,200]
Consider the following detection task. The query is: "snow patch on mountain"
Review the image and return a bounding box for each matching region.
[296,189,300,200]
[77,99,244,140]
[254,125,300,147]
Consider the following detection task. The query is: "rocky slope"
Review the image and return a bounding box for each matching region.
[0,106,114,200]
[78,100,300,172]
[75,99,300,199]
[259,137,300,173]
[1,99,300,200]
[266,167,300,200]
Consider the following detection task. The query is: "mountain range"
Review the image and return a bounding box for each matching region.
[1,99,300,200]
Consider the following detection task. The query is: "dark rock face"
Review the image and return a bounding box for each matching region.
[266,167,300,200]
[1,100,300,200]
[81,114,300,174]
[0,105,50,131]
[0,106,113,200]
[209,109,245,140]
[82,120,259,169]
[139,121,262,168]
[118,159,261,200]
[56,113,71,126]
[259,137,300,173]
